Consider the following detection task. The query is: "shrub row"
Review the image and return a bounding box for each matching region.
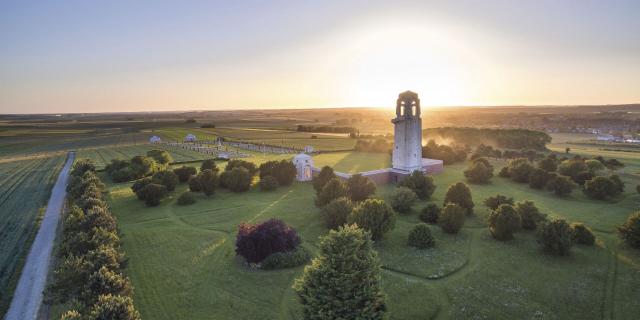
[52,159,140,319]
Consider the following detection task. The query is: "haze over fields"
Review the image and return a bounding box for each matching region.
[1,0,640,114]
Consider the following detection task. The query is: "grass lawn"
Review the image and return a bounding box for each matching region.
[102,150,640,319]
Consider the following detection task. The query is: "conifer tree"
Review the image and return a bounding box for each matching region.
[294,225,386,320]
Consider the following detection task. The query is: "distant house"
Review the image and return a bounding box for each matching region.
[149,136,161,144]
[184,134,197,142]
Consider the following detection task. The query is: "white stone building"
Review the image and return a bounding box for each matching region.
[293,152,313,181]
[184,134,197,142]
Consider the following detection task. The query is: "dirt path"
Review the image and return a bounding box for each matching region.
[5,152,75,320]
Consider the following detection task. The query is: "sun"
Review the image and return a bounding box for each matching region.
[333,22,485,107]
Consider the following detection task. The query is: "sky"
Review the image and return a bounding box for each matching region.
[1,0,639,114]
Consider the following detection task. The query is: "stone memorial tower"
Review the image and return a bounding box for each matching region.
[392,90,423,172]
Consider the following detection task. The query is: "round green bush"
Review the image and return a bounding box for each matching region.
[224,167,252,192]
[419,203,440,224]
[315,178,348,207]
[177,192,196,206]
[443,182,474,215]
[398,170,436,200]
[188,175,202,192]
[570,223,595,245]
[323,197,354,230]
[259,175,279,191]
[348,199,396,240]
[141,183,167,206]
[515,200,547,230]
[407,223,435,249]
[488,204,522,241]
[439,203,466,234]
[618,211,640,249]
[261,246,311,270]
[346,174,377,202]
[388,187,417,214]
[483,194,514,211]
[537,218,573,256]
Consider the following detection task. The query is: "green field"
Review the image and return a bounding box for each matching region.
[154,127,356,152]
[0,156,66,314]
[76,145,214,169]
[101,150,640,319]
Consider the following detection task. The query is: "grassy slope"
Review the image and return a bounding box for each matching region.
[105,150,640,320]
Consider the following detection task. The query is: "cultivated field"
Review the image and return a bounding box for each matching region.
[99,149,640,319]
[0,156,66,314]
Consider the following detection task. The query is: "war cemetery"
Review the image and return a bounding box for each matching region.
[1,91,639,320]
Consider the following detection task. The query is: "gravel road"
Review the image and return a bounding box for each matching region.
[5,152,75,320]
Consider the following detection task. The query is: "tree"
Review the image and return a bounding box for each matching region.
[507,158,534,183]
[618,211,640,249]
[498,166,510,178]
[348,199,396,241]
[419,203,440,224]
[528,167,551,189]
[259,175,279,191]
[515,200,546,230]
[570,223,595,245]
[259,160,297,186]
[398,170,436,200]
[236,219,301,263]
[177,192,196,205]
[71,159,97,177]
[464,161,494,184]
[537,218,573,256]
[173,166,197,183]
[408,223,435,249]
[605,158,624,171]
[225,159,257,176]
[346,174,377,202]
[585,159,605,173]
[558,159,589,184]
[488,204,522,241]
[443,182,474,215]
[315,178,348,207]
[483,194,514,211]
[546,175,575,197]
[130,178,152,200]
[88,294,141,320]
[312,166,336,193]
[128,155,160,180]
[146,149,172,165]
[537,156,557,172]
[610,174,625,193]
[188,175,202,192]
[637,184,640,195]
[60,310,82,320]
[151,170,179,191]
[197,169,218,196]
[293,225,386,320]
[388,187,417,214]
[439,203,466,234]
[583,176,620,200]
[323,197,354,230]
[141,183,167,206]
[224,167,252,192]
[200,159,218,172]
[83,266,133,305]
